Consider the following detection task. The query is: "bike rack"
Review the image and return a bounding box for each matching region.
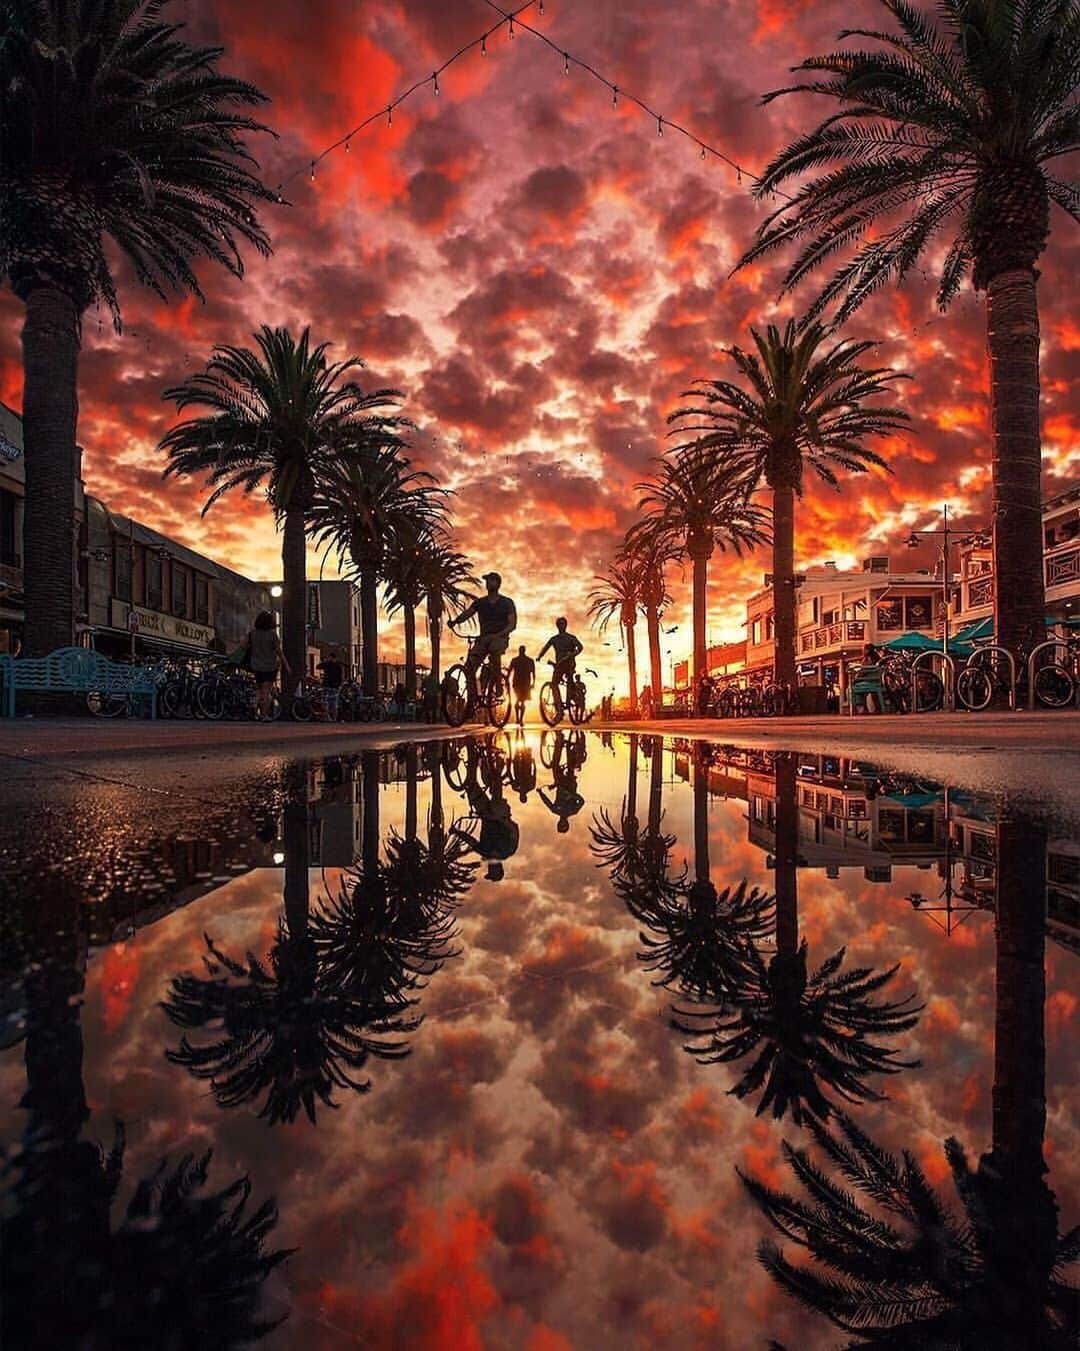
[910,650,956,713]
[1026,638,1077,711]
[965,643,1017,711]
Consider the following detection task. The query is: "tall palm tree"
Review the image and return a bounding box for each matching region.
[620,533,674,708]
[588,556,642,712]
[309,446,444,696]
[1,0,274,654]
[382,519,438,700]
[417,539,476,689]
[683,754,923,1122]
[739,0,1080,659]
[741,807,1078,1348]
[634,446,769,691]
[162,327,406,690]
[670,322,908,691]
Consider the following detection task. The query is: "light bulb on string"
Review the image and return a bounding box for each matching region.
[345,137,351,153]
[481,33,486,55]
[387,105,393,126]
[700,144,707,159]
[310,160,316,181]
[657,116,664,137]
[432,71,440,96]
[539,0,545,12]
[508,16,514,38]
[563,51,570,76]
[612,85,618,107]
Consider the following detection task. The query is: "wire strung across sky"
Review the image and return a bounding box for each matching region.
[274,0,772,199]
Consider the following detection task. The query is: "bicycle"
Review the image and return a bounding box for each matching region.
[957,638,1078,711]
[539,662,591,727]
[442,635,511,728]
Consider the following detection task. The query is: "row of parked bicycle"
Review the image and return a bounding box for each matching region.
[86,656,403,722]
[639,638,1080,719]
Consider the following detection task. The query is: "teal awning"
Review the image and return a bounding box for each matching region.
[952,616,994,644]
[883,632,972,656]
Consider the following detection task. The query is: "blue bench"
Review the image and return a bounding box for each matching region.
[0,646,157,718]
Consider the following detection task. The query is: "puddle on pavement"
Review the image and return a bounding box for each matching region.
[1,731,1078,1348]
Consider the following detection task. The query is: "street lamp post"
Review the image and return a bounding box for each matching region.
[906,502,963,660]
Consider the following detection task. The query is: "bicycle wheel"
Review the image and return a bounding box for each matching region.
[86,691,128,718]
[913,671,945,712]
[158,681,184,718]
[291,695,313,722]
[717,689,736,719]
[370,699,387,722]
[441,665,472,728]
[956,667,993,712]
[539,682,561,727]
[485,672,511,728]
[1033,663,1075,709]
[196,679,226,721]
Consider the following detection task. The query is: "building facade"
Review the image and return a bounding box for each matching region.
[0,403,273,660]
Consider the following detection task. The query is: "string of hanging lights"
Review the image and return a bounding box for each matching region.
[274,0,770,199]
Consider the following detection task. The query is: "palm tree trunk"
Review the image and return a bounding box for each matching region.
[625,619,638,713]
[646,603,662,703]
[774,753,799,956]
[627,733,639,820]
[403,604,417,700]
[21,285,81,655]
[405,743,418,842]
[281,790,310,939]
[359,566,379,696]
[281,507,308,700]
[361,748,380,876]
[991,804,1047,1174]
[648,738,663,836]
[429,604,442,686]
[690,550,708,690]
[772,482,797,692]
[986,271,1046,659]
[693,751,709,883]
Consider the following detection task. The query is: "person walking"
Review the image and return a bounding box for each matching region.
[248,610,290,721]
[507,645,536,725]
[317,649,345,721]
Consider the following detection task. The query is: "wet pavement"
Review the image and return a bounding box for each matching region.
[1,730,1077,1348]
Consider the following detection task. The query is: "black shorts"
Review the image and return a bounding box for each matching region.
[254,668,278,688]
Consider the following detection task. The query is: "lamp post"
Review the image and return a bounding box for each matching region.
[905,502,960,660]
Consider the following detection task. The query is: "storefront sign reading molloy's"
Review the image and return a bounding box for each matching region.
[111,601,214,648]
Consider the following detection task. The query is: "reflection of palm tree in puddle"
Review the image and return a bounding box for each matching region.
[685,751,923,1124]
[743,806,1079,1347]
[164,752,469,1124]
[591,734,678,900]
[5,890,287,1345]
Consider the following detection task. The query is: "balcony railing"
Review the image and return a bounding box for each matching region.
[966,576,993,608]
[1047,545,1079,589]
[799,620,868,653]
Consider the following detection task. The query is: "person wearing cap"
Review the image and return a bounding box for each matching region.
[449,570,517,692]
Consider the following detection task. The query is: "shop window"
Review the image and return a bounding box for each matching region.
[904,596,933,630]
[195,575,210,625]
[765,613,774,639]
[146,554,163,610]
[751,618,763,645]
[876,599,903,632]
[0,490,17,566]
[172,566,188,617]
[114,540,132,601]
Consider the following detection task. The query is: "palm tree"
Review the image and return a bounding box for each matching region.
[620,534,674,709]
[2,0,274,654]
[417,539,476,689]
[588,556,642,713]
[684,754,923,1123]
[382,519,438,701]
[163,773,412,1123]
[740,805,1078,1347]
[634,445,769,691]
[739,0,1080,660]
[669,322,908,690]
[162,326,406,689]
[309,446,444,696]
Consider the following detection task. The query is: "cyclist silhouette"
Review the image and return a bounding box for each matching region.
[537,618,583,714]
[449,572,517,690]
[450,775,519,881]
[507,645,536,726]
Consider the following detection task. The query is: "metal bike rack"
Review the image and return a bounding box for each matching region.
[911,650,956,713]
[964,643,1017,711]
[1026,638,1076,711]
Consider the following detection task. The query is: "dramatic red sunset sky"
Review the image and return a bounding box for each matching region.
[1,0,1078,683]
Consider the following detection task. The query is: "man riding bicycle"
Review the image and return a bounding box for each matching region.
[449,572,517,691]
[537,617,583,713]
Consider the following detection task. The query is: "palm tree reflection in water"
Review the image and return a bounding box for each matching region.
[742,804,1079,1349]
[3,881,288,1346]
[164,752,472,1124]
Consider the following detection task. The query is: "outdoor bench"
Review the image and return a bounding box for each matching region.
[0,646,157,718]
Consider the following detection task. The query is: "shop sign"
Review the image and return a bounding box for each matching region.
[111,600,213,648]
